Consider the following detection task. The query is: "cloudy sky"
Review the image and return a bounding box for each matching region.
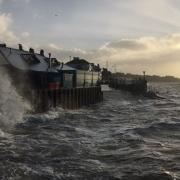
[1,0,180,77]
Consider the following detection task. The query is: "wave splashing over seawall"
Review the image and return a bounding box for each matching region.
[0,68,30,129]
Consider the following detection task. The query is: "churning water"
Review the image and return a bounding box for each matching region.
[0,80,180,179]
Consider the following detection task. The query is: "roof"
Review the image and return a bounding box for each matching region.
[66,57,90,70]
[61,64,75,71]
[0,46,75,72]
[66,57,89,65]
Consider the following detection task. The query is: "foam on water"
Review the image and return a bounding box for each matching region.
[0,68,31,129]
[0,82,180,179]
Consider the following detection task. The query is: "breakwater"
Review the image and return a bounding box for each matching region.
[109,77,147,94]
[29,86,103,111]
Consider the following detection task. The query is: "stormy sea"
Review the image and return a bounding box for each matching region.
[0,80,180,179]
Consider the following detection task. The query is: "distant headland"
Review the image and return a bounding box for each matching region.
[113,72,180,82]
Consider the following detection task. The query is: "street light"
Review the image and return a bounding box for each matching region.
[143,71,146,79]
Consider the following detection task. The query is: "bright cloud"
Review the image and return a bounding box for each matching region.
[95,34,180,77]
[40,34,180,77]
[0,13,18,43]
[49,43,61,50]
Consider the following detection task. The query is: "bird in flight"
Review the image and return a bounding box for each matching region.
[54,11,62,17]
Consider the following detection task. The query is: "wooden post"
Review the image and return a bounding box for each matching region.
[76,88,79,109]
[61,88,64,108]
[82,87,85,106]
[72,88,74,109]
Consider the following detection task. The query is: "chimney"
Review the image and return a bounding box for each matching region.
[18,44,23,51]
[29,48,34,54]
[40,49,44,56]
[48,53,52,69]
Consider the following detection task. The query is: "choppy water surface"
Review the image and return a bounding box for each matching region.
[1,83,180,180]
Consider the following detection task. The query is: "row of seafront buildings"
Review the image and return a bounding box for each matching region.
[0,43,102,90]
[0,43,103,110]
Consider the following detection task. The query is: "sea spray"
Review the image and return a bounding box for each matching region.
[0,68,31,128]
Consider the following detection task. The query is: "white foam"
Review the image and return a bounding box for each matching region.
[101,84,112,91]
[0,68,31,128]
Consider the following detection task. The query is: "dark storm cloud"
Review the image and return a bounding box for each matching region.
[107,40,147,50]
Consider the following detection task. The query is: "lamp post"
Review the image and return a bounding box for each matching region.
[143,71,146,80]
